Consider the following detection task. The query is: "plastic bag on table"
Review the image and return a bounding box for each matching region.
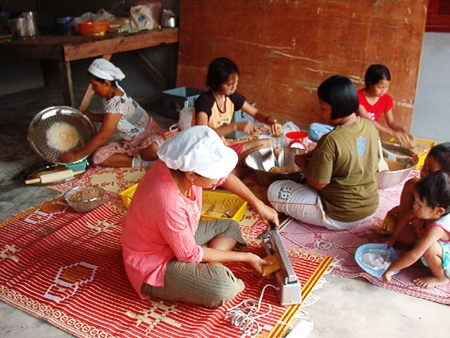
[73,9,116,33]
[93,9,116,22]
[73,12,95,30]
[130,1,161,31]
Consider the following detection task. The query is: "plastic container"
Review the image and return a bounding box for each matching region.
[65,158,88,171]
[120,183,138,208]
[162,87,204,119]
[120,184,247,222]
[57,15,74,35]
[285,130,309,149]
[21,11,38,39]
[201,190,247,222]
[77,21,110,37]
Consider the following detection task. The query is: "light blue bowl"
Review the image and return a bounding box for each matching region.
[65,158,88,171]
[355,243,399,278]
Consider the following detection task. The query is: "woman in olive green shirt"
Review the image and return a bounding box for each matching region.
[268,75,379,230]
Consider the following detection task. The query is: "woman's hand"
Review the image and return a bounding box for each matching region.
[268,120,283,137]
[234,121,257,135]
[294,150,312,171]
[394,131,416,149]
[221,173,279,227]
[59,149,83,163]
[253,201,279,228]
[246,252,272,276]
[294,153,307,171]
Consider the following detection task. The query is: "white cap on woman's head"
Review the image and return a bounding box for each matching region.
[158,126,238,179]
[88,58,125,81]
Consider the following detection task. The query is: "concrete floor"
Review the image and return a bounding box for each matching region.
[0,87,449,338]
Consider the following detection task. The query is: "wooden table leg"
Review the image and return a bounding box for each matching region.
[41,60,54,86]
[58,60,74,107]
[133,50,170,90]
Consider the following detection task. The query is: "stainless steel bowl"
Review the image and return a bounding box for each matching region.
[244,147,305,187]
[28,106,96,164]
[375,142,419,189]
[64,186,105,212]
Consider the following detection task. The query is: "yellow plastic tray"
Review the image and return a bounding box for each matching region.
[119,183,138,208]
[201,190,247,222]
[119,184,247,222]
[413,139,436,169]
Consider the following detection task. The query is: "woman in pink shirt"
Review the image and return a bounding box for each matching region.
[122,126,279,308]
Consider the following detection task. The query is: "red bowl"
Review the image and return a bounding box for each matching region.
[285,131,309,140]
[77,21,110,37]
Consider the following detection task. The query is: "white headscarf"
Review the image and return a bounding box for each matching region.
[88,58,125,82]
[157,126,238,179]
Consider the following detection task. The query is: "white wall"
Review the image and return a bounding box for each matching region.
[412,32,450,143]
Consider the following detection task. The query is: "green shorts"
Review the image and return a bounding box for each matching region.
[141,219,246,308]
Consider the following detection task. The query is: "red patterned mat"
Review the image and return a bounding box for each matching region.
[279,171,450,305]
[0,197,333,338]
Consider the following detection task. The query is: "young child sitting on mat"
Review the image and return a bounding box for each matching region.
[59,58,165,168]
[195,57,282,161]
[383,142,450,248]
[383,170,450,289]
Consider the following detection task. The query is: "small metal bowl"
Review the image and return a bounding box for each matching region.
[244,147,305,187]
[161,16,177,28]
[375,142,419,189]
[64,186,105,212]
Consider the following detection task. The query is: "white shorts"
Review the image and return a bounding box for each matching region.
[267,180,372,230]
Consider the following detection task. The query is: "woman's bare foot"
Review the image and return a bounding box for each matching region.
[413,276,450,288]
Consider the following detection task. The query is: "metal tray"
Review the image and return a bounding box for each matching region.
[28,106,96,164]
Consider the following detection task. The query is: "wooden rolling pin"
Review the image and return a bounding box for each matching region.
[25,169,85,185]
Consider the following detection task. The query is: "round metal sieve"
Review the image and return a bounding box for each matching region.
[28,106,96,164]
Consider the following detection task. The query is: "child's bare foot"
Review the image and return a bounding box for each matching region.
[413,276,450,288]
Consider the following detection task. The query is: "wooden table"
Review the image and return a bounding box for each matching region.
[0,28,179,108]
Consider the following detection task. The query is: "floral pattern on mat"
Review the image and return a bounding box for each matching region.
[48,166,147,194]
[279,170,450,305]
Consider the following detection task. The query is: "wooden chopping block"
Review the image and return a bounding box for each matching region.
[25,170,85,184]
